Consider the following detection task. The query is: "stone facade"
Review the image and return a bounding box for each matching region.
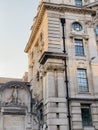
[0,78,33,130]
[25,0,98,130]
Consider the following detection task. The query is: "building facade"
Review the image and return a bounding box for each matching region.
[0,0,98,130]
[25,0,98,130]
[0,77,33,130]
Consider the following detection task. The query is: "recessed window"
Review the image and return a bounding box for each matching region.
[77,69,88,92]
[75,0,82,6]
[81,104,92,126]
[74,39,84,56]
[57,125,60,130]
[39,109,43,121]
[72,22,82,31]
[97,41,98,46]
[96,25,98,35]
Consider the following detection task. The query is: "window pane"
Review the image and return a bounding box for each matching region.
[96,25,98,35]
[75,0,82,6]
[77,69,88,92]
[81,104,92,126]
[72,22,82,31]
[75,39,84,56]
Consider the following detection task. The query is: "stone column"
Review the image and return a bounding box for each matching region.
[58,72,65,98]
[28,53,33,82]
[87,27,97,59]
[0,109,4,130]
[43,76,47,102]
[47,71,55,98]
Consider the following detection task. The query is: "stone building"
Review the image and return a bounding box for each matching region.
[0,76,34,130]
[0,0,98,130]
[25,0,98,130]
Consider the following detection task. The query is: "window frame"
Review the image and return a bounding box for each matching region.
[77,68,89,92]
[75,0,82,6]
[96,25,98,35]
[81,104,92,126]
[74,39,84,56]
[72,22,82,32]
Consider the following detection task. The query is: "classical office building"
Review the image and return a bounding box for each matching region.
[0,0,98,130]
[25,0,98,130]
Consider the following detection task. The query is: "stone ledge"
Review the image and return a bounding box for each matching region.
[45,108,67,114]
[39,51,67,64]
[44,97,66,105]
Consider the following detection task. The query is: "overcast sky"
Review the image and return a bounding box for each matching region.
[0,0,39,78]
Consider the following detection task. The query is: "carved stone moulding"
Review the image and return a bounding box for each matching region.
[70,32,89,39]
[44,3,96,15]
[39,51,68,64]
[0,106,26,115]
[44,63,64,72]
[0,81,32,113]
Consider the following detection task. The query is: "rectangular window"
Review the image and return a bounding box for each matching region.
[74,39,84,56]
[81,104,92,126]
[75,0,82,6]
[77,69,88,92]
[57,125,60,130]
[39,109,43,121]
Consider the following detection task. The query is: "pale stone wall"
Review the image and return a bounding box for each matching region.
[25,0,98,130]
[3,115,25,130]
[27,11,48,100]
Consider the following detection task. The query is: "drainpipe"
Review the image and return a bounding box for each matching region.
[60,18,71,130]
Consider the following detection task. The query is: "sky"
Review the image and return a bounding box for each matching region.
[0,0,39,78]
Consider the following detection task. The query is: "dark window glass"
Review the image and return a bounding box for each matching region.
[39,109,43,121]
[96,25,98,35]
[75,0,82,6]
[81,104,92,126]
[75,39,84,56]
[77,69,88,92]
[72,22,82,31]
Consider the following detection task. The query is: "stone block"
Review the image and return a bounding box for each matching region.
[72,121,82,129]
[48,125,57,130]
[47,119,67,125]
[84,127,95,130]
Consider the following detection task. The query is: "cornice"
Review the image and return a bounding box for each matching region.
[70,32,89,40]
[24,4,45,53]
[24,2,96,53]
[44,2,96,14]
[83,1,98,8]
[39,51,68,65]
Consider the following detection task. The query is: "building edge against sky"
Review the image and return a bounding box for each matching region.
[0,0,98,130]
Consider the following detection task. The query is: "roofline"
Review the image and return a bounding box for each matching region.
[83,1,98,8]
[24,2,96,53]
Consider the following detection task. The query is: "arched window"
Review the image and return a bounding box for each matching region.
[72,22,82,31]
[96,25,98,35]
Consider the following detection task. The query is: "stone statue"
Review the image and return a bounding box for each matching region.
[11,86,18,104]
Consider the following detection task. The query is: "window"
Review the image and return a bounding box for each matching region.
[75,0,82,6]
[77,69,88,92]
[39,108,43,121]
[81,104,92,126]
[72,22,82,31]
[74,39,84,56]
[96,25,98,35]
[57,125,60,130]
